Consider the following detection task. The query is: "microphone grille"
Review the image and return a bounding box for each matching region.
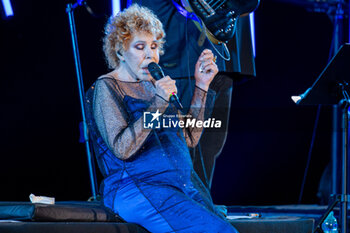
[148,62,164,80]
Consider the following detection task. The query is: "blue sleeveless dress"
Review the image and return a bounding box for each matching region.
[87,78,238,233]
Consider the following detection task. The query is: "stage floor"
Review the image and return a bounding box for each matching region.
[0,202,344,233]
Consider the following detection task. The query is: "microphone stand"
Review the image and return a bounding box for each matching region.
[66,1,98,200]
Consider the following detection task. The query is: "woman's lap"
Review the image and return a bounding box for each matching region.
[112,181,238,233]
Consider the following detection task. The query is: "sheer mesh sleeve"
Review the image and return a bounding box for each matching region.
[93,78,169,160]
[181,86,216,148]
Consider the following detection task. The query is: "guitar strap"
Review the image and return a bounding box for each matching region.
[172,0,220,46]
[172,0,200,22]
[197,30,206,47]
[172,0,231,61]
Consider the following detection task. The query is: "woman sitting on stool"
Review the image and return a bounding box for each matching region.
[86,4,238,233]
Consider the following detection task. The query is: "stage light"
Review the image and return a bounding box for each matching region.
[111,0,120,16]
[1,0,14,17]
[249,12,256,57]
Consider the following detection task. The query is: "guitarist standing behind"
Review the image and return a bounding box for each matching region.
[128,0,258,190]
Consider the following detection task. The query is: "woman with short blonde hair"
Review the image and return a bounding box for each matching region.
[87,4,238,233]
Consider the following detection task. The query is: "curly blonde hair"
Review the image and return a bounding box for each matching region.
[103,4,166,69]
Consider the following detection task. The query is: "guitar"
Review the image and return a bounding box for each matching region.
[183,0,260,43]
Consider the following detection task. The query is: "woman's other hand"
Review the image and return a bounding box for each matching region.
[155,76,177,101]
[194,49,218,92]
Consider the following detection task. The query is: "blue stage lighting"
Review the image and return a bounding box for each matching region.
[249,12,256,57]
[111,0,120,16]
[1,0,14,17]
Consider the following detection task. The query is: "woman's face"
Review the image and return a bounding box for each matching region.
[121,31,160,81]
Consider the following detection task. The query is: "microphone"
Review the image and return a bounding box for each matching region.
[148,62,183,110]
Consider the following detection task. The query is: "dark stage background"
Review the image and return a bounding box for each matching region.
[0,0,338,205]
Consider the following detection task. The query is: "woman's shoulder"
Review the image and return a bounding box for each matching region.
[94,72,128,90]
[96,74,117,85]
[92,73,124,99]
[93,72,154,101]
[95,72,140,87]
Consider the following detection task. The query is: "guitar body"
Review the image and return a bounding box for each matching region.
[184,0,260,43]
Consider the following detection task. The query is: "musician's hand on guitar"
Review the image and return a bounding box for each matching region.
[194,49,218,92]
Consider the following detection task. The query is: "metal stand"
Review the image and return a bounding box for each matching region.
[296,44,350,233]
[313,98,349,233]
[329,0,346,203]
[339,97,348,233]
[314,2,348,231]
[333,0,345,53]
[66,1,98,200]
